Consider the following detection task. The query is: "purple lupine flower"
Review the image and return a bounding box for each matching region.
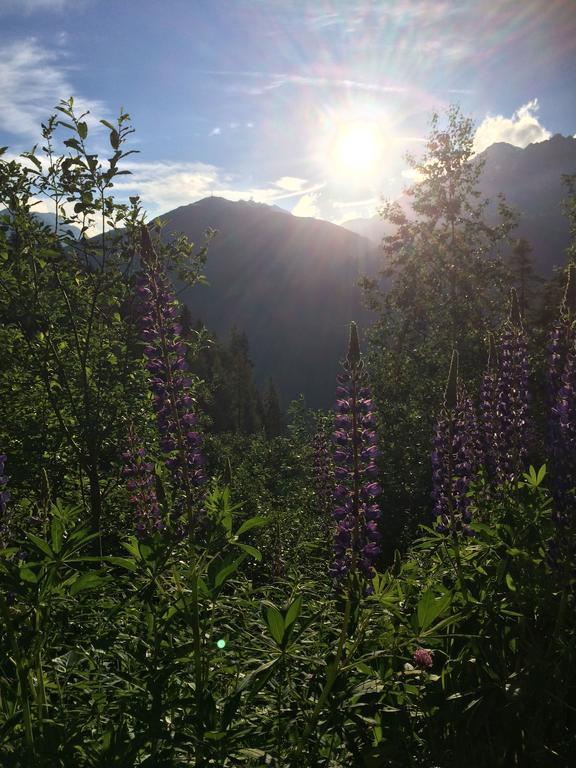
[494,290,531,483]
[137,227,205,528]
[313,429,334,515]
[548,265,576,402]
[121,427,162,538]
[0,454,10,547]
[479,333,500,480]
[329,322,382,584]
[553,348,576,522]
[548,265,576,524]
[432,352,481,536]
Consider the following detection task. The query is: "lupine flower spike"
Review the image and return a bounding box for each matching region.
[330,322,381,584]
[432,351,481,536]
[121,427,162,538]
[313,429,334,516]
[0,454,10,548]
[136,227,205,530]
[549,265,576,527]
[494,289,531,483]
[479,333,499,480]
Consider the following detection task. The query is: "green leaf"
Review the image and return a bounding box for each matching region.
[235,749,267,759]
[77,121,88,140]
[505,573,516,592]
[19,567,38,583]
[237,659,278,695]
[265,605,285,645]
[284,595,302,628]
[235,516,268,537]
[416,589,451,632]
[51,517,63,554]
[106,556,138,572]
[70,571,107,595]
[214,555,245,589]
[26,532,55,559]
[235,542,261,561]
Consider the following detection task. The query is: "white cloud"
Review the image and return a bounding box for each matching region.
[473,99,552,154]
[291,193,321,218]
[275,176,307,192]
[111,161,323,218]
[209,127,221,136]
[0,38,108,140]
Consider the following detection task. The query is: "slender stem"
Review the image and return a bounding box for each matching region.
[0,593,35,758]
[191,569,205,764]
[297,595,352,753]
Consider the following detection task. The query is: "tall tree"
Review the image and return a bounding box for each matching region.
[507,238,543,321]
[262,379,283,439]
[362,106,518,545]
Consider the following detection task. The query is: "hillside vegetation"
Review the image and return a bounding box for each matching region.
[0,101,575,767]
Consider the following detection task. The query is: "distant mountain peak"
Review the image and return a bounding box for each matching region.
[341,133,576,275]
[152,195,380,407]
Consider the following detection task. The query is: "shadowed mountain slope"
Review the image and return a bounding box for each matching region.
[155,197,380,408]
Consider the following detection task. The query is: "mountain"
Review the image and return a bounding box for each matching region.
[155,197,380,408]
[0,209,82,239]
[342,134,576,275]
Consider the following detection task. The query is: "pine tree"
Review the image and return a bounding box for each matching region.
[263,379,283,438]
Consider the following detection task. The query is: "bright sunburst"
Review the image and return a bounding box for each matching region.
[333,120,383,172]
[319,113,388,187]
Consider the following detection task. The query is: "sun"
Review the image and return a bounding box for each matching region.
[322,116,387,186]
[334,121,383,172]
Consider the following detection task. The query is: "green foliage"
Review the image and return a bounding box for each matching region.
[1,102,575,767]
[0,99,206,535]
[1,471,574,766]
[361,106,520,548]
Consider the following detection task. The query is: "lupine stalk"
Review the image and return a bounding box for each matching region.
[121,427,162,537]
[0,454,10,547]
[479,333,499,480]
[549,265,576,528]
[432,352,481,536]
[494,289,531,483]
[312,429,333,516]
[136,227,205,529]
[330,322,381,583]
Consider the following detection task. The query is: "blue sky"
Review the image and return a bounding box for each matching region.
[1,0,574,223]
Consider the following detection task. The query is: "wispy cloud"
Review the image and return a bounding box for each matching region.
[206,70,407,96]
[473,99,552,154]
[110,160,322,218]
[0,0,86,14]
[0,38,108,140]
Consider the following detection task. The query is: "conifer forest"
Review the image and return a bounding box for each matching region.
[1,100,575,768]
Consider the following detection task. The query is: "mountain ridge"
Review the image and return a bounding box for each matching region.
[342,134,576,274]
[155,195,381,408]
